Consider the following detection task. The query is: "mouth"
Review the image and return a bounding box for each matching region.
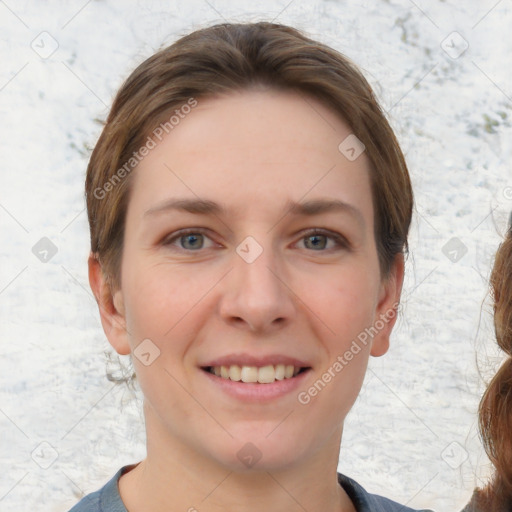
[201,364,311,384]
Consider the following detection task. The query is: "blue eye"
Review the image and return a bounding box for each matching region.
[163,229,215,251]
[299,230,349,251]
[304,233,328,250]
[180,233,204,250]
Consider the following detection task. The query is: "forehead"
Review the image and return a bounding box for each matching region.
[130,89,373,221]
[161,89,356,165]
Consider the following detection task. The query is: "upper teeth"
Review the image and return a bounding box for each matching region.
[210,364,302,383]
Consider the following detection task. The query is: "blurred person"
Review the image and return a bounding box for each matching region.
[463,215,512,512]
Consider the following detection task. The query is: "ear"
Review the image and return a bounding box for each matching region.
[370,253,405,357]
[88,253,131,355]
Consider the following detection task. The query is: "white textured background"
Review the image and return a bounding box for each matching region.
[1,1,511,511]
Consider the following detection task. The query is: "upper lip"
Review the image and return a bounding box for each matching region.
[200,353,311,368]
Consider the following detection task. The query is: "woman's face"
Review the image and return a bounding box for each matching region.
[101,89,403,471]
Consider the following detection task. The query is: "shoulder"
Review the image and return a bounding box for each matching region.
[67,466,132,512]
[338,473,435,512]
[67,489,101,512]
[459,490,478,512]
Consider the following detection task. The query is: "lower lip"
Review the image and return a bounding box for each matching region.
[201,368,311,402]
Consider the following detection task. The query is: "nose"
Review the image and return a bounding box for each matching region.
[218,239,296,333]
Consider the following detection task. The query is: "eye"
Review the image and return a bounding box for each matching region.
[161,228,349,253]
[162,228,217,251]
[297,229,350,251]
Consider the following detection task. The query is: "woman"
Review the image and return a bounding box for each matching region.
[463,218,512,511]
[70,21,432,511]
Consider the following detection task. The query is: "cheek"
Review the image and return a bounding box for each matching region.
[121,262,219,374]
[313,267,380,336]
[298,342,370,438]
[122,261,199,336]
[121,269,200,414]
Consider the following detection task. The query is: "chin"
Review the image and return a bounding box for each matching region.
[203,431,312,474]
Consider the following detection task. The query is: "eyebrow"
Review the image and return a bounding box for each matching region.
[144,198,222,217]
[143,197,365,227]
[285,198,364,227]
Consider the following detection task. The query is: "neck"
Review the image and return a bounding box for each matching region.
[119,403,355,512]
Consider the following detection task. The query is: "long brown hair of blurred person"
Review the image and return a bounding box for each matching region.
[476,223,512,511]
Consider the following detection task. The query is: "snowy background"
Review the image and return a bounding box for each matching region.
[1,1,511,511]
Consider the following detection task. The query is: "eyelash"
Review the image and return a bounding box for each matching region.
[162,228,351,253]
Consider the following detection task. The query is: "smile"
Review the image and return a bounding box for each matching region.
[203,364,309,384]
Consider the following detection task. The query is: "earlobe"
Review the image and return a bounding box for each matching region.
[88,253,131,356]
[370,253,405,357]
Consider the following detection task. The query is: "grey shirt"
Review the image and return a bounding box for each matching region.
[68,465,434,512]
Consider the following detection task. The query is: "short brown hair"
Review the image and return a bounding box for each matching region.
[86,21,413,290]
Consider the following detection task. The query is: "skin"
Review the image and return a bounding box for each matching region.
[89,88,404,512]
